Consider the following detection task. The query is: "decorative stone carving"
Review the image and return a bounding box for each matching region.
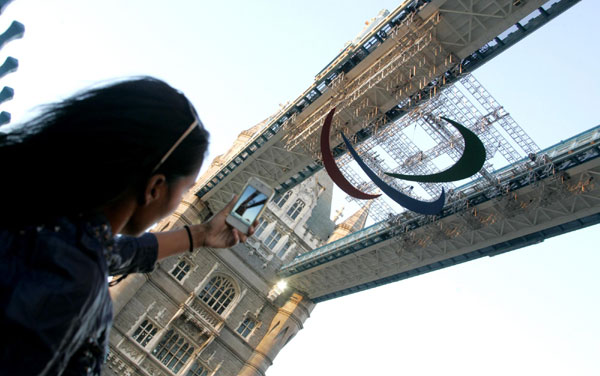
[142,359,168,376]
[146,304,168,327]
[202,350,216,366]
[175,313,210,344]
[154,307,167,323]
[189,298,222,328]
[106,351,135,375]
[118,341,144,363]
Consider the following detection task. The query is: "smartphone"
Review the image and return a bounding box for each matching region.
[226,177,274,234]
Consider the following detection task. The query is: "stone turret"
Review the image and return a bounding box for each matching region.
[326,201,372,243]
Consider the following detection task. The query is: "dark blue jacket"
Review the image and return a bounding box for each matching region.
[0,214,158,375]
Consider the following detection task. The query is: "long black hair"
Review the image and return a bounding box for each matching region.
[0,76,209,226]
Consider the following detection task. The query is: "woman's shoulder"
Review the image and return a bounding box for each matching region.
[0,216,111,323]
[0,216,109,286]
[0,218,113,376]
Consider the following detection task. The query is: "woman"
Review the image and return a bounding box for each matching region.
[0,77,254,375]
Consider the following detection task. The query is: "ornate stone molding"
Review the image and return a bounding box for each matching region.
[184,293,224,330]
[141,358,169,376]
[105,350,136,376]
[118,340,145,364]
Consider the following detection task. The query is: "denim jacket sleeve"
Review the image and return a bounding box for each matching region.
[108,233,159,276]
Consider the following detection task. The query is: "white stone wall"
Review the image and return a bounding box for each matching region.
[106,175,327,376]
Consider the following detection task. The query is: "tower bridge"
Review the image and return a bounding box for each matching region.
[106,1,596,375]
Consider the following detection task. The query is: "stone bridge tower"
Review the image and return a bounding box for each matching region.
[104,119,336,376]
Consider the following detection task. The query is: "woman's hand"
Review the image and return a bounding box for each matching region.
[194,195,258,249]
[155,196,258,260]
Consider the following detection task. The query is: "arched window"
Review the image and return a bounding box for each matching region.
[264,229,281,250]
[132,319,157,347]
[152,329,194,373]
[274,191,292,208]
[186,361,209,376]
[171,260,190,281]
[286,199,305,220]
[254,218,268,237]
[198,275,236,315]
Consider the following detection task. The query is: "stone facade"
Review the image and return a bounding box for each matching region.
[104,122,336,376]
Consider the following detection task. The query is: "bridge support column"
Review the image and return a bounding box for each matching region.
[238,292,315,376]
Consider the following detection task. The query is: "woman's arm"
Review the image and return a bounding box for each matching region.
[155,196,257,260]
[109,197,255,276]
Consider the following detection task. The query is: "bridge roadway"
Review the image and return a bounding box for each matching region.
[279,125,600,302]
[191,0,581,215]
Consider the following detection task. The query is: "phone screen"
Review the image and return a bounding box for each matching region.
[230,184,269,226]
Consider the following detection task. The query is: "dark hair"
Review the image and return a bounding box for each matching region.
[0,76,209,226]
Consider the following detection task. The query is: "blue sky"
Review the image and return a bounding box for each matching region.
[2,1,598,375]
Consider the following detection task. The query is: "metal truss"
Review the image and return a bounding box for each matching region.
[434,0,548,57]
[281,126,600,301]
[332,72,540,222]
[283,10,450,154]
[338,139,414,223]
[179,0,574,220]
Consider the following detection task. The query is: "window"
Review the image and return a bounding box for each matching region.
[286,199,305,220]
[152,329,194,374]
[277,241,291,258]
[198,275,236,315]
[264,229,281,250]
[171,260,191,281]
[236,318,257,338]
[132,319,157,347]
[254,218,268,237]
[274,191,292,208]
[186,361,209,376]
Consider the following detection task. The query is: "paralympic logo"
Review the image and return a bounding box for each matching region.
[320,108,486,215]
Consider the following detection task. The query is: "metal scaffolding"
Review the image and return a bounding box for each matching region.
[332,73,540,223]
